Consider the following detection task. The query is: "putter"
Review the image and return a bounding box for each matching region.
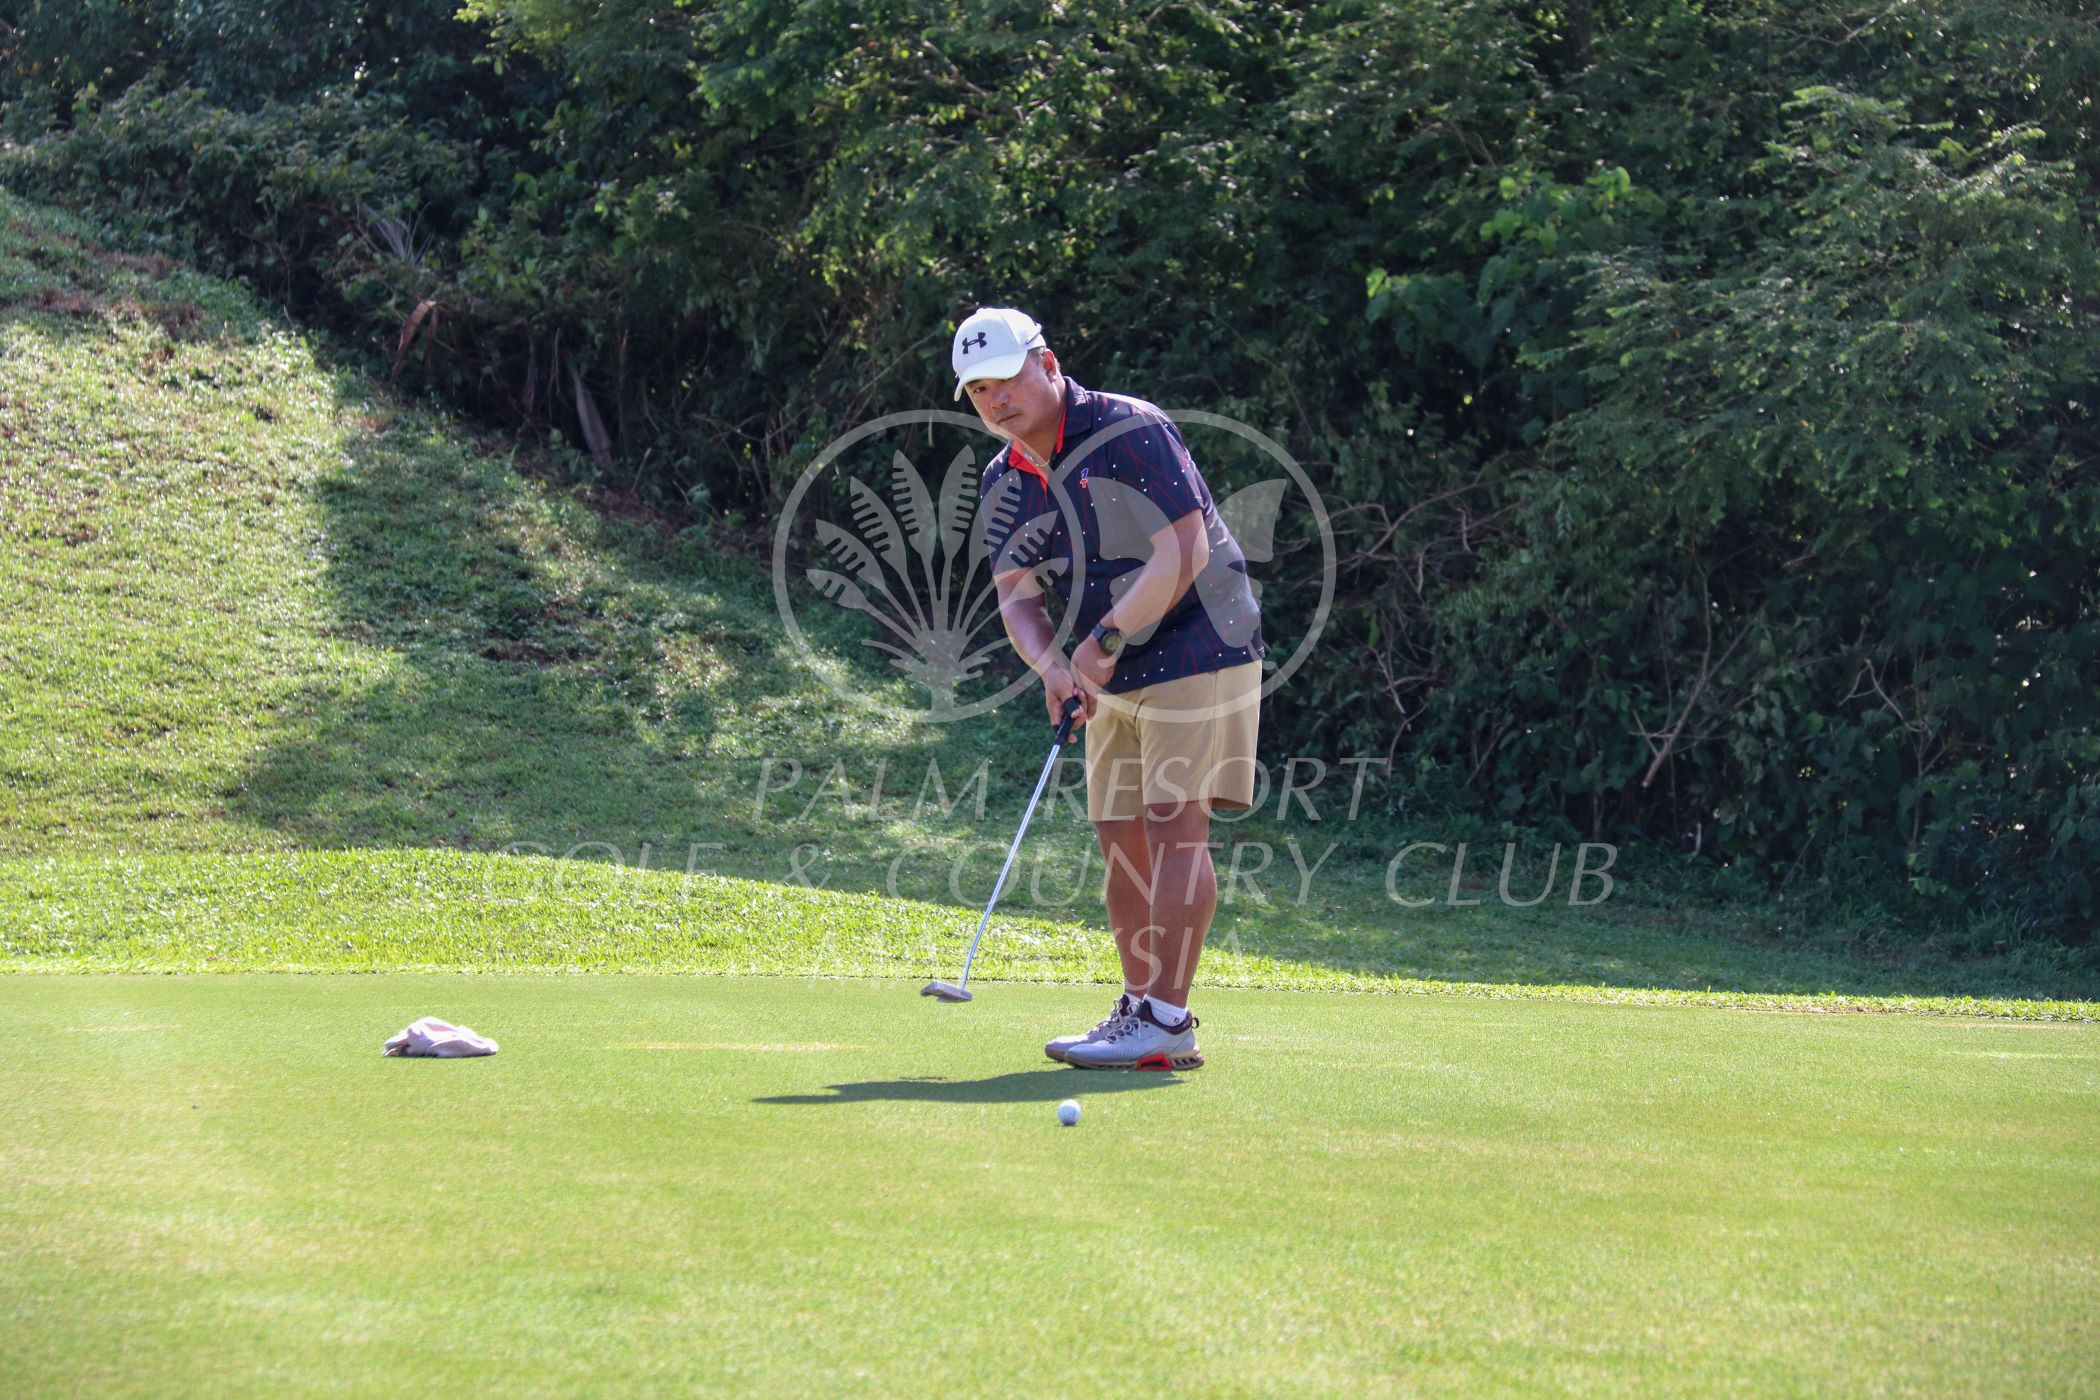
[923,694,1085,1003]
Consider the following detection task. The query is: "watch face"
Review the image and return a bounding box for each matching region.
[1097,628,1123,655]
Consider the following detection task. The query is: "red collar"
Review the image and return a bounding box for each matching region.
[1007,396,1067,485]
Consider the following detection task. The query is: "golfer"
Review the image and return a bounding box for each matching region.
[955,306,1265,1070]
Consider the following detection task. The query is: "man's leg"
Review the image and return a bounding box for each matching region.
[1093,816,1157,997]
[1136,661,1259,1011]
[1045,818,1154,1065]
[1141,798,1215,1008]
[1063,797,1212,1070]
[1064,665,1256,1069]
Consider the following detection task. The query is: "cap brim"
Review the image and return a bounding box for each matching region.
[952,350,1031,399]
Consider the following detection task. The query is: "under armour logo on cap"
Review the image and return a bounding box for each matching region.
[951,307,1045,400]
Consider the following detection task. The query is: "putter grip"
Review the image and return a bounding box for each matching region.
[1052,693,1083,746]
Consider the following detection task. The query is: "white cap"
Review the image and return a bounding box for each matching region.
[951,307,1045,400]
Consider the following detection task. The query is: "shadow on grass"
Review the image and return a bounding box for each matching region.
[221,416,1086,856]
[756,1069,1183,1106]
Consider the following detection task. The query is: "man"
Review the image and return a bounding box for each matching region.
[954,306,1265,1071]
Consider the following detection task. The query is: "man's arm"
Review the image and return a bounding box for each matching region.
[1067,509,1208,697]
[994,565,1094,730]
[1104,509,1209,639]
[992,564,1063,673]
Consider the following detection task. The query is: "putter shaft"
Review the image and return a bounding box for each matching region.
[939,696,1083,997]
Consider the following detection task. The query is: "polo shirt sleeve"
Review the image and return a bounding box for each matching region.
[1110,413,1207,525]
[975,460,1053,576]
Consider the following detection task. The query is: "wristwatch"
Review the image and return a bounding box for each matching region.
[1090,621,1124,657]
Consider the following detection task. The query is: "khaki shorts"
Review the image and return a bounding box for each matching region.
[1084,662,1263,823]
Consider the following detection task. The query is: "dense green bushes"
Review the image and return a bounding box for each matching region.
[1439,85,2099,937]
[3,0,2094,938]
[4,74,478,309]
[0,0,504,128]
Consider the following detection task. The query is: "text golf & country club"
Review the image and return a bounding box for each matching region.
[478,752,1622,911]
[481,837,1620,909]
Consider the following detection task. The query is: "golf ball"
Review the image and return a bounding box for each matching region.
[1057,1099,1081,1126]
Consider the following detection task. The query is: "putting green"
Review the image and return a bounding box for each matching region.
[3,975,2095,1397]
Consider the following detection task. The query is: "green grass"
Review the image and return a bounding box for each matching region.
[5,848,2096,1022]
[5,975,2097,1397]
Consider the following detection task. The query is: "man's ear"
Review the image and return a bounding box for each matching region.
[1038,347,1060,378]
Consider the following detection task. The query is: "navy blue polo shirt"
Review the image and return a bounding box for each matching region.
[976,379,1266,694]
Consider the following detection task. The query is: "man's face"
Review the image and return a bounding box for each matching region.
[964,349,1063,444]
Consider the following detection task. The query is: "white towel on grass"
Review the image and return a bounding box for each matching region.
[384,1016,499,1057]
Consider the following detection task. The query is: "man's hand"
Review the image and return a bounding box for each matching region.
[1043,662,1095,739]
[1069,632,1117,698]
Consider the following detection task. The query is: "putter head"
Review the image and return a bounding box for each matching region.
[921,980,973,1003]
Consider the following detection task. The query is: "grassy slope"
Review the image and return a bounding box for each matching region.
[0,186,2094,1017]
[5,976,2096,1399]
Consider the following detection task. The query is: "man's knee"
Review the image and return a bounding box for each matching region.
[1095,817,1151,883]
[1144,800,1209,847]
[1093,815,1147,852]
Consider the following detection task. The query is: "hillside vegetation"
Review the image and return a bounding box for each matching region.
[1,188,2093,1016]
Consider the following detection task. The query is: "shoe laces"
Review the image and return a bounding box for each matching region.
[1106,1007,1173,1043]
[1093,997,1136,1034]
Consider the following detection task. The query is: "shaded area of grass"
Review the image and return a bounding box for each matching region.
[2,850,2092,1020]
[4,975,2097,1398]
[4,187,2096,1010]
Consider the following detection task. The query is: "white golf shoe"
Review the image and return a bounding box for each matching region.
[1045,993,1140,1064]
[1062,1000,1203,1071]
